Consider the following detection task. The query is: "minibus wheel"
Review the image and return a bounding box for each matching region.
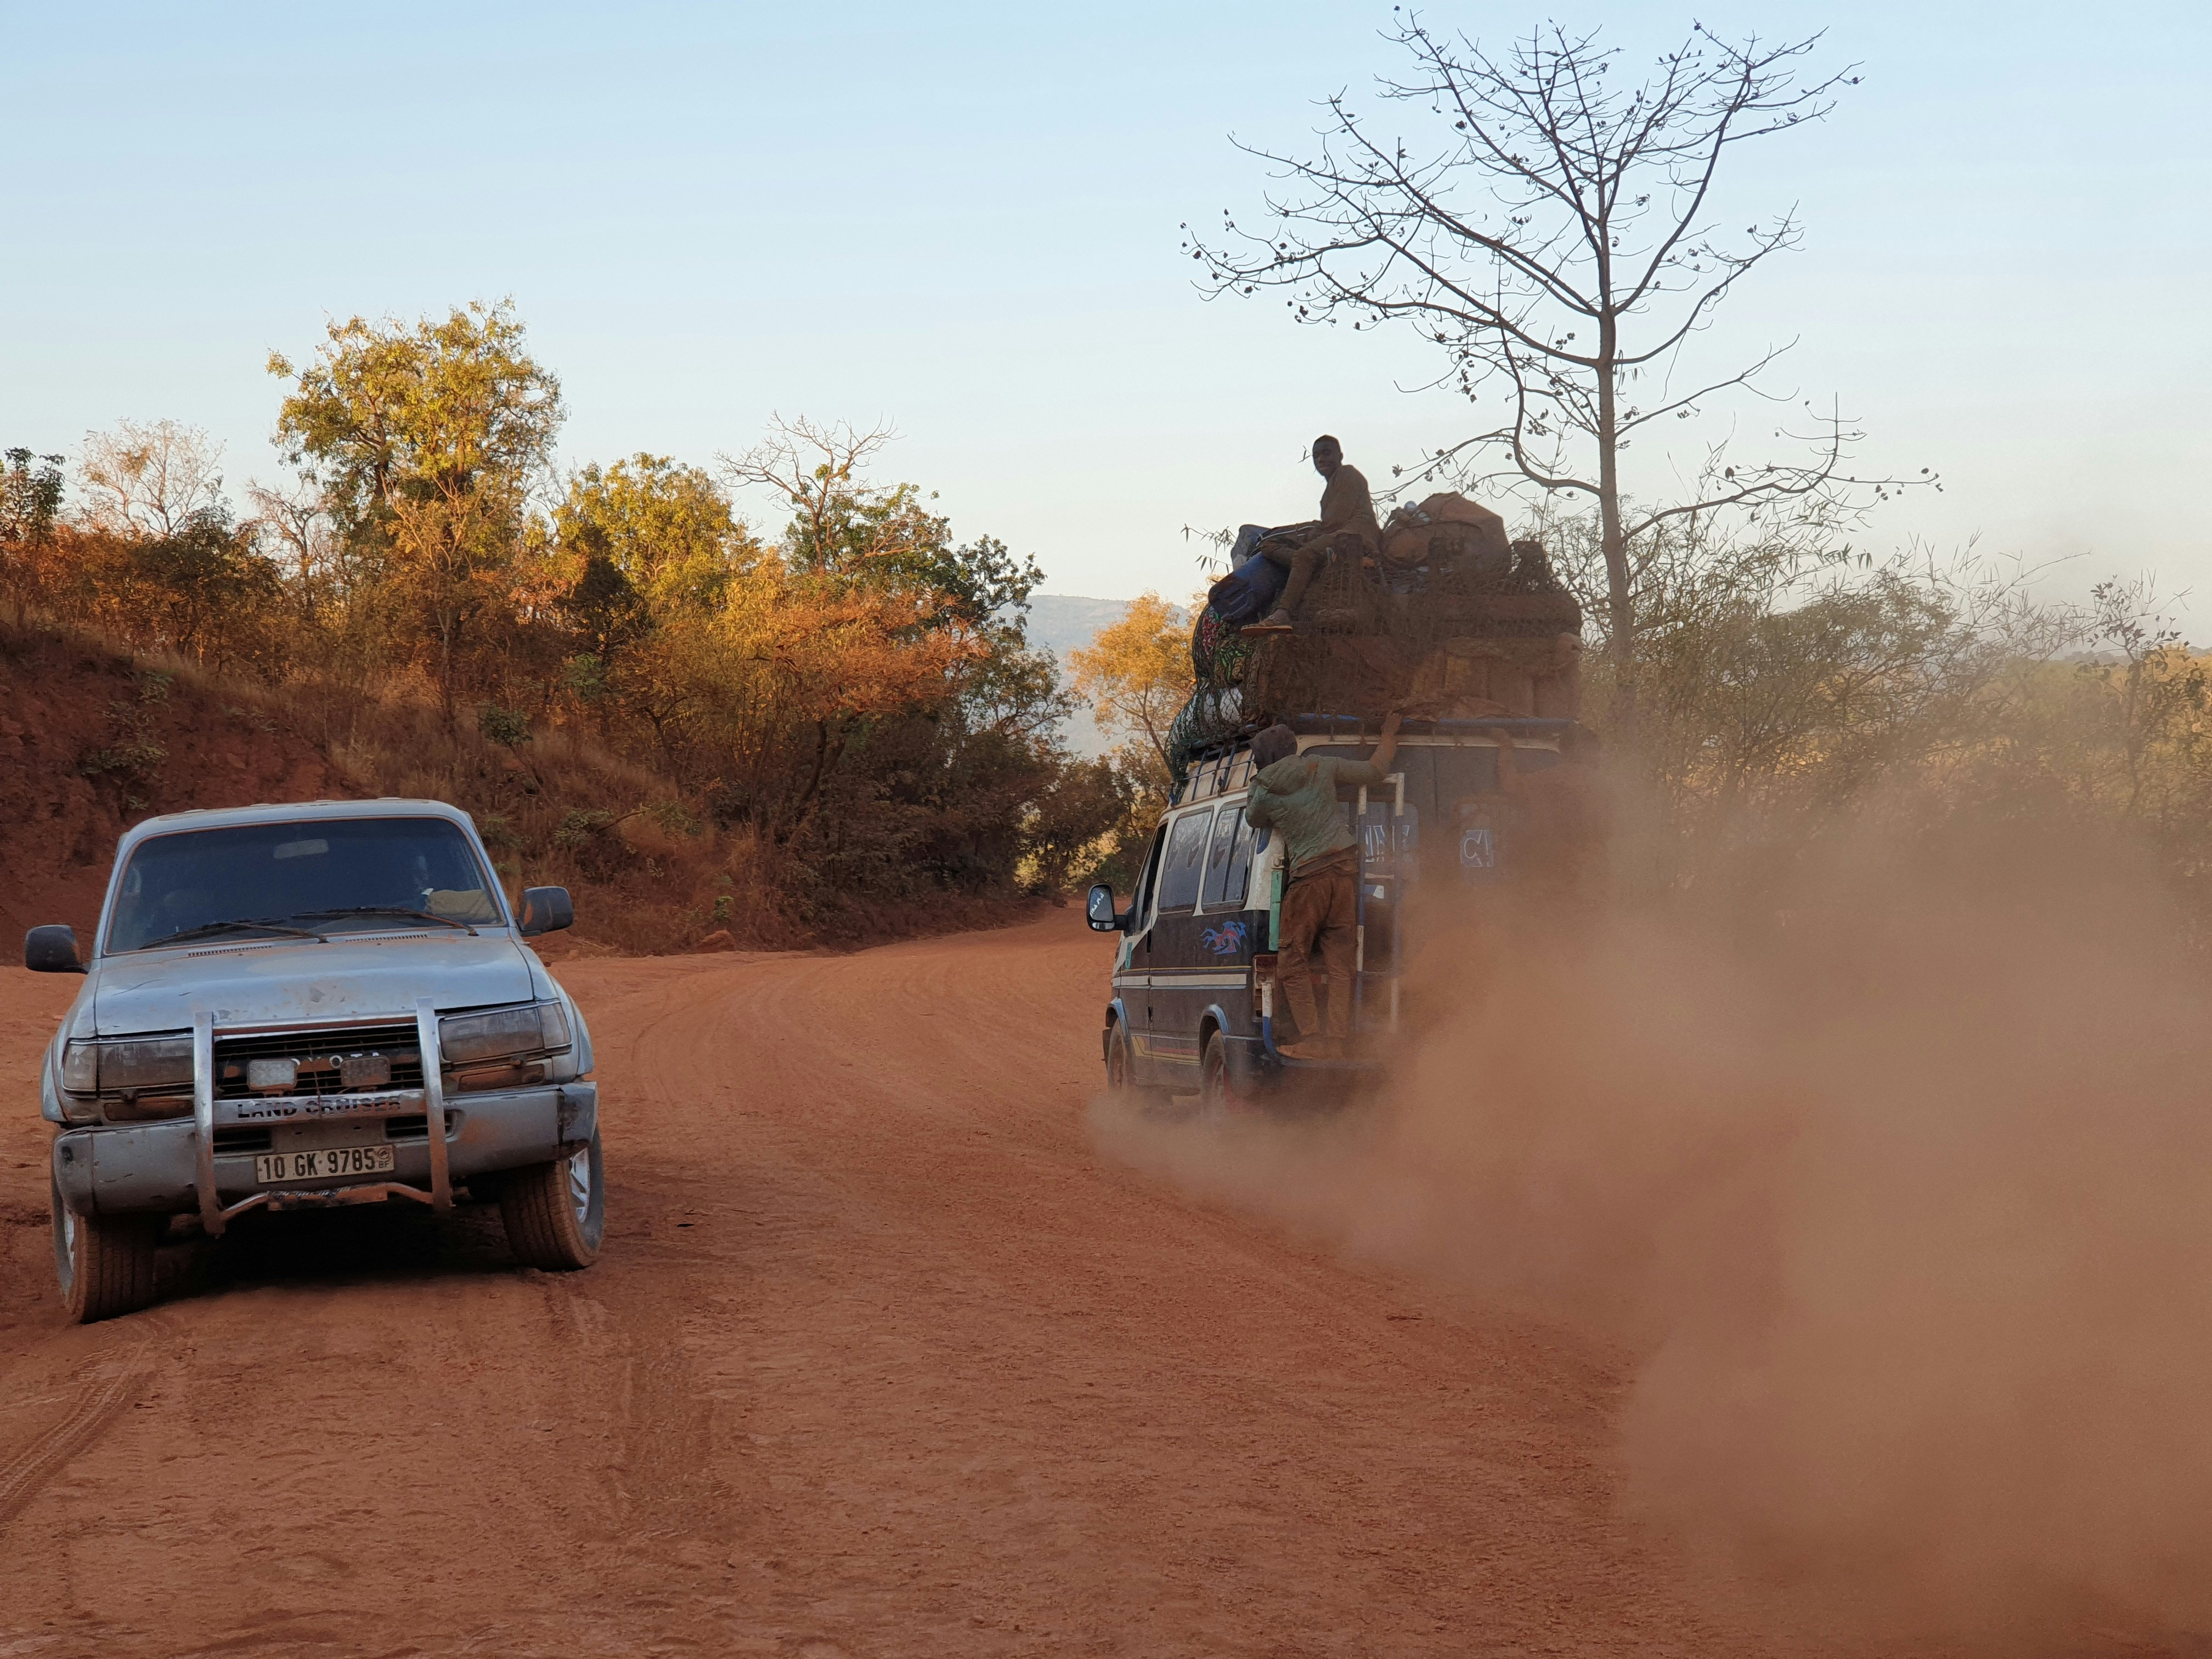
[1105,1020,1169,1112]
[1198,1029,1245,1121]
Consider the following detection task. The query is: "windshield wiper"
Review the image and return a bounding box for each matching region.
[294,906,479,935]
[144,918,329,950]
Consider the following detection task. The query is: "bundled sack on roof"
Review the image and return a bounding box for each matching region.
[1203,522,1315,628]
[1206,548,1289,629]
[1380,493,1511,575]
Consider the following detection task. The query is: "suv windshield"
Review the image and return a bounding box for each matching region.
[108,817,503,953]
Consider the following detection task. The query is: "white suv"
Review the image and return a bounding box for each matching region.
[28,798,603,1322]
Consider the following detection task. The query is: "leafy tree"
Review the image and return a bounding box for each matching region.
[270,301,563,720]
[546,456,759,763]
[558,558,651,689]
[1021,755,1141,895]
[0,446,65,625]
[1067,592,1194,786]
[719,415,893,573]
[702,417,1099,904]
[552,454,753,613]
[117,509,285,670]
[705,569,989,836]
[721,416,1043,635]
[2079,581,2212,834]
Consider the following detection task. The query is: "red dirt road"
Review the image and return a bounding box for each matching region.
[1,918,1819,1657]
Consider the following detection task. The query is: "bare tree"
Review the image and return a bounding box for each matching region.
[1188,18,1932,729]
[78,419,228,536]
[719,416,896,569]
[243,478,345,623]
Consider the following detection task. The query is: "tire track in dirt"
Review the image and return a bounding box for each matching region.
[556,958,763,1572]
[0,1328,161,1532]
[546,1273,744,1558]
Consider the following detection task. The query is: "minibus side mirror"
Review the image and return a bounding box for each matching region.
[1085,884,1124,933]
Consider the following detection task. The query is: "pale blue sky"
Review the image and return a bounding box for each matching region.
[3,2,2207,607]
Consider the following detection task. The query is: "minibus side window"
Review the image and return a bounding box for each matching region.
[1222,810,1257,907]
[1200,805,1249,909]
[1156,809,1215,914]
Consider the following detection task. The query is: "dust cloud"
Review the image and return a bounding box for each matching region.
[1093,816,2212,1637]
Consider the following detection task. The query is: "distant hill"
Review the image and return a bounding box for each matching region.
[1025,595,1141,665]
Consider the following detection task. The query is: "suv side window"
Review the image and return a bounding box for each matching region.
[1155,808,1215,915]
[1200,804,1255,909]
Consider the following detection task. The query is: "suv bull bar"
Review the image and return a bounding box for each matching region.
[188,998,454,1235]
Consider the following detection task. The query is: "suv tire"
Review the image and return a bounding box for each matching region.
[499,1129,605,1271]
[53,1176,160,1323]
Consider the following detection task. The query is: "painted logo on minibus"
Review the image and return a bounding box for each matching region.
[1201,918,1248,956]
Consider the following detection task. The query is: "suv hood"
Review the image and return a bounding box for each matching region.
[88,932,539,1035]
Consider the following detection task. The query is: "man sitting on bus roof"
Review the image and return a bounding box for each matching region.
[1245,712,1401,1059]
[1252,435,1384,631]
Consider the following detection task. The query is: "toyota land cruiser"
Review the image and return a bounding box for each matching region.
[27,798,604,1322]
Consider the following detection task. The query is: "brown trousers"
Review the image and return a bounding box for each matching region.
[1260,537,1328,616]
[1278,850,1359,1041]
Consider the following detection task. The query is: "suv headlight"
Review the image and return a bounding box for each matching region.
[61,1041,98,1093]
[61,1036,194,1095]
[439,1002,572,1065]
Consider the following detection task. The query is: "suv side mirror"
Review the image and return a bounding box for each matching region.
[1086,884,1123,934]
[25,925,86,974]
[518,887,574,937]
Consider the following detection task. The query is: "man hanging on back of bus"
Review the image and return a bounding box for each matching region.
[1245,712,1402,1059]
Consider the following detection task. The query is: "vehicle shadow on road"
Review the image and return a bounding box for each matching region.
[157,1195,520,1305]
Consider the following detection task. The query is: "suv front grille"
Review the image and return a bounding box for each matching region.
[213,1024,426,1101]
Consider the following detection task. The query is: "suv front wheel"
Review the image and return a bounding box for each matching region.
[52,1176,160,1323]
[498,1129,605,1270]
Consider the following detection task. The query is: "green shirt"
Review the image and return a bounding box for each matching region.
[1245,753,1385,873]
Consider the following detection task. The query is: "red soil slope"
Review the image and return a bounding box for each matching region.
[0,628,338,943]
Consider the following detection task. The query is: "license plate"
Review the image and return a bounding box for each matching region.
[254,1146,396,1184]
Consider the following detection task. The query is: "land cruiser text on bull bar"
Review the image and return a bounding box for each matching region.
[27,798,605,1322]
